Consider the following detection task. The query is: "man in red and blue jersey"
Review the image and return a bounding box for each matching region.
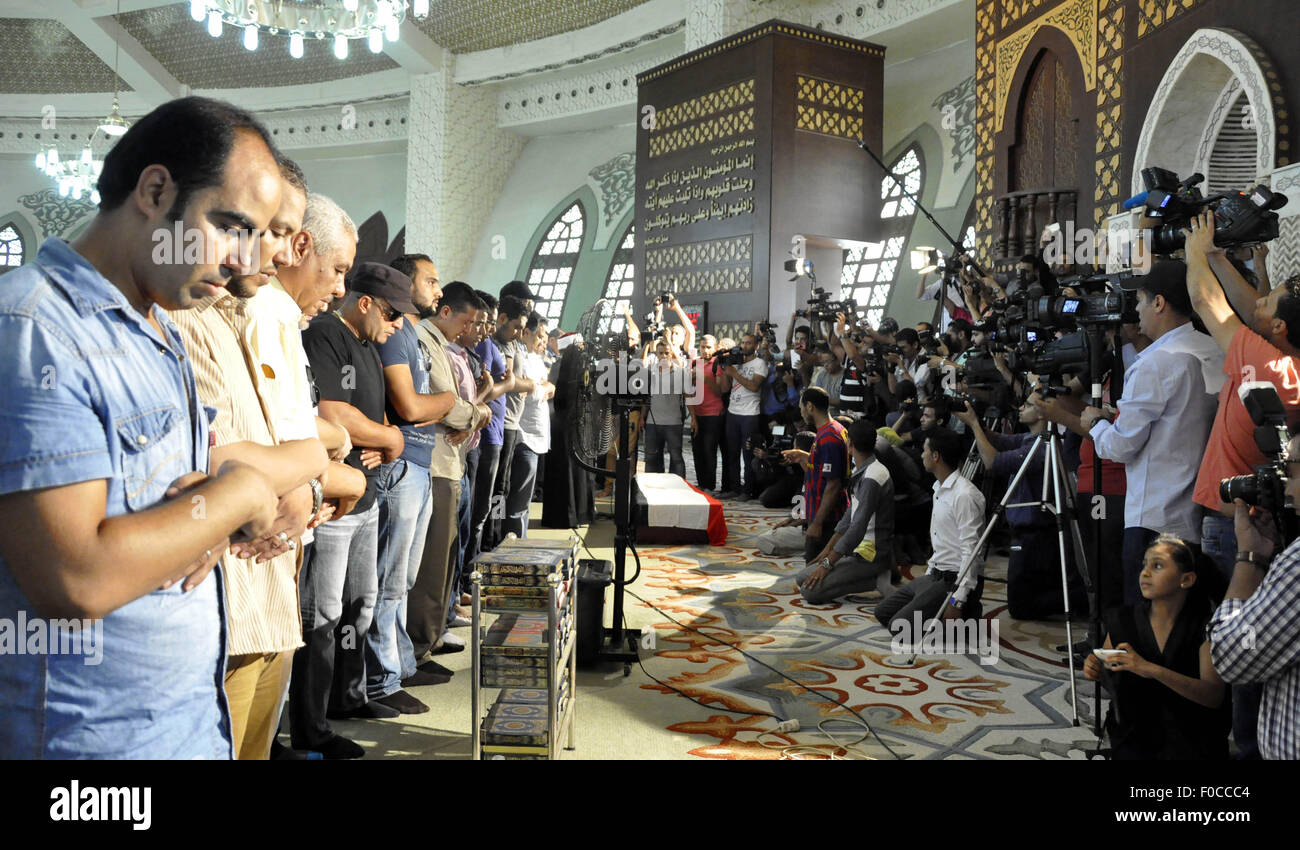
[796,387,850,563]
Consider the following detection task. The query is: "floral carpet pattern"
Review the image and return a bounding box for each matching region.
[627,501,1105,760]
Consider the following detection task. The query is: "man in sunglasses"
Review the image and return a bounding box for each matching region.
[291,262,410,757]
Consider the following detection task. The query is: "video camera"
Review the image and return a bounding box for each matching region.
[1139,167,1288,255]
[804,288,857,324]
[1220,383,1293,516]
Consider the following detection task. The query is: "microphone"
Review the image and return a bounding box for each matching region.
[1122,191,1149,211]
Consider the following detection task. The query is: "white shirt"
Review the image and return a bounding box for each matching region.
[728,356,768,416]
[244,278,318,442]
[1158,321,1227,395]
[517,351,551,455]
[927,471,986,603]
[897,355,932,402]
[1090,322,1219,539]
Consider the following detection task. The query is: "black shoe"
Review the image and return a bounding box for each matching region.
[316,735,365,760]
[270,739,322,760]
[327,700,400,720]
[417,659,454,677]
[401,669,452,688]
[375,689,430,715]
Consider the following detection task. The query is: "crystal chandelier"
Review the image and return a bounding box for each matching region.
[34,0,130,203]
[189,1,431,60]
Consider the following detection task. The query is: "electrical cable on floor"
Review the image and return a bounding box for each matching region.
[577,527,904,759]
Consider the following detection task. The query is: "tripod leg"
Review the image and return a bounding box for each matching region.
[1047,433,1081,726]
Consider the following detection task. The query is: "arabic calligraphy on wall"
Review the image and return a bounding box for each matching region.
[642,139,757,231]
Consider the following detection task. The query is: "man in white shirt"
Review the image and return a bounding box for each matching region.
[1081,261,1223,604]
[876,428,986,631]
[719,333,769,500]
[887,328,933,403]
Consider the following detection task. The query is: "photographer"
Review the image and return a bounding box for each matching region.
[651,293,696,359]
[833,313,893,423]
[785,315,811,370]
[687,335,725,492]
[1207,474,1300,759]
[718,333,769,500]
[956,397,1089,619]
[808,344,844,415]
[640,338,687,478]
[797,418,895,604]
[886,328,934,403]
[1081,260,1223,604]
[759,431,819,554]
[1185,211,1300,578]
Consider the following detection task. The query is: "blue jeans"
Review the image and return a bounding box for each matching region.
[645,422,686,477]
[1202,514,1262,758]
[366,460,431,698]
[724,412,762,495]
[1200,513,1238,580]
[505,442,540,539]
[468,441,502,565]
[290,503,379,749]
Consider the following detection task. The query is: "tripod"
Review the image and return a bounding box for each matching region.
[946,426,1088,726]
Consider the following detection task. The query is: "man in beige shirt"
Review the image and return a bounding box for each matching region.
[408,282,491,663]
[167,166,330,759]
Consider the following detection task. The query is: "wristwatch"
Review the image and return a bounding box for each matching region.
[309,476,324,516]
[819,557,835,572]
[1235,550,1272,571]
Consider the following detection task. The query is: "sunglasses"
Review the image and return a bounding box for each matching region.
[371,298,401,323]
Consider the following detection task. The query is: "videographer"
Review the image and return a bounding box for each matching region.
[718,333,769,500]
[832,313,894,424]
[1079,260,1223,604]
[1206,468,1300,759]
[956,397,1089,619]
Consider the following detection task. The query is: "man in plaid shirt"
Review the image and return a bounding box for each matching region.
[1208,436,1300,759]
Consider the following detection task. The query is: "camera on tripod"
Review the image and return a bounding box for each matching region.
[1219,383,1293,513]
[1139,166,1288,255]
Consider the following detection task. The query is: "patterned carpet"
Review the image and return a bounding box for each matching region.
[621,497,1106,760]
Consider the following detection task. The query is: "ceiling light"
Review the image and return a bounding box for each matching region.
[243,23,259,51]
[188,2,428,57]
[290,31,304,59]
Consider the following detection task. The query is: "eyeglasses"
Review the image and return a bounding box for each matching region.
[372,298,401,323]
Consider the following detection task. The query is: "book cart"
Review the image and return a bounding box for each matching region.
[470,536,578,760]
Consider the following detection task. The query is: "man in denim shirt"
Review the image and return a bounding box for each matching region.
[0,97,283,759]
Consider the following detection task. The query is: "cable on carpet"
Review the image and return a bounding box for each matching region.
[577,527,903,759]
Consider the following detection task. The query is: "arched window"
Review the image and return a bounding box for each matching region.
[842,146,924,328]
[601,225,635,332]
[0,224,24,270]
[525,201,585,323]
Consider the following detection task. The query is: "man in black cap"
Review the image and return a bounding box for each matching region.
[1080,259,1224,604]
[290,262,410,758]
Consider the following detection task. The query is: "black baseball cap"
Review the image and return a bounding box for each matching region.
[1124,259,1193,316]
[349,262,417,315]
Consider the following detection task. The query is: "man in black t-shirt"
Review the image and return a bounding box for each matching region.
[290,263,410,756]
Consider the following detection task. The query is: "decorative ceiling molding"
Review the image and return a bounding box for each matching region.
[933,74,976,173]
[460,22,684,86]
[413,0,647,54]
[0,95,409,156]
[18,188,95,238]
[497,51,672,128]
[588,152,637,229]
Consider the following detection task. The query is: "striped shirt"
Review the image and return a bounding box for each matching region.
[169,294,304,657]
[839,354,865,412]
[806,419,849,527]
[1209,537,1300,760]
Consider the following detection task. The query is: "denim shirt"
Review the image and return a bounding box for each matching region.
[0,238,229,759]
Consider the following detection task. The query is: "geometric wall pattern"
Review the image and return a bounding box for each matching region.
[1136,0,1206,39]
[646,234,754,295]
[795,75,866,140]
[1094,0,1128,228]
[649,79,757,158]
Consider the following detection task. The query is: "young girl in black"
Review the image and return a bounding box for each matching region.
[1083,535,1230,760]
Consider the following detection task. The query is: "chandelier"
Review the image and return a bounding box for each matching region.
[189,1,432,59]
[34,1,130,203]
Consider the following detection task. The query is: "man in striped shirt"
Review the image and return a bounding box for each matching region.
[797,388,850,563]
[1208,439,1300,759]
[167,165,334,759]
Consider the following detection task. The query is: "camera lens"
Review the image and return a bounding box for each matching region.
[1219,474,1260,506]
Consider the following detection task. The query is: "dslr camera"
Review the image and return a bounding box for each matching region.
[1220,383,1293,515]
